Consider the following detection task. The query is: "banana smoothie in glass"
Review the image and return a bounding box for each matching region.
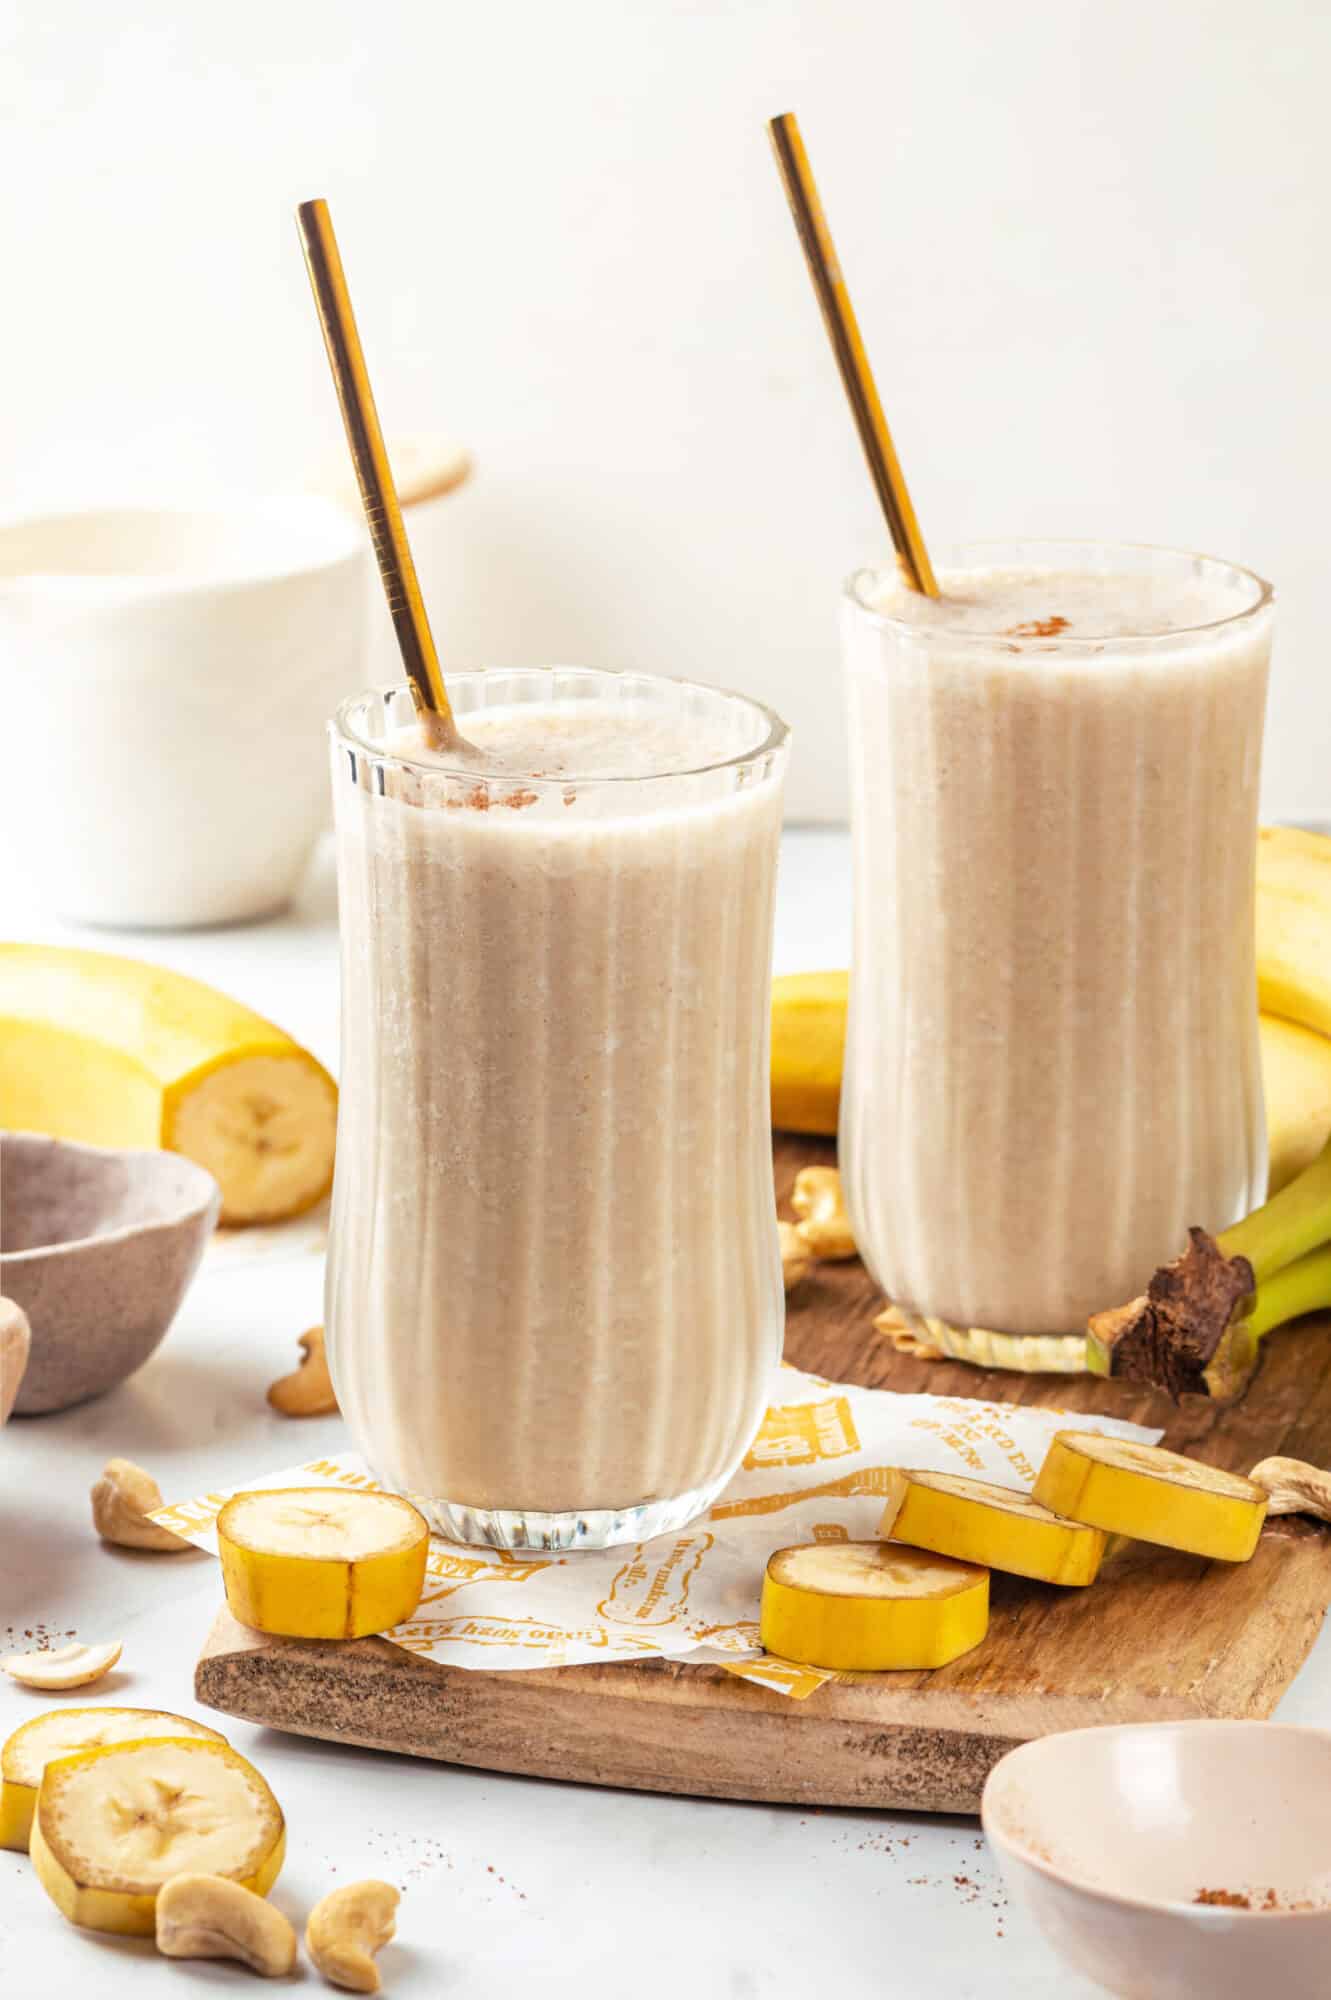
[326,668,789,1550]
[840,541,1273,1338]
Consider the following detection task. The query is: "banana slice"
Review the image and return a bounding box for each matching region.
[760,1541,989,1671]
[1033,1433,1268,1562]
[0,1708,226,1853]
[30,1735,285,1936]
[881,1468,1107,1586]
[1,1641,122,1690]
[217,1488,429,1640]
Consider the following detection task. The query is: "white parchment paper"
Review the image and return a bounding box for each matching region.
[154,1365,1159,1698]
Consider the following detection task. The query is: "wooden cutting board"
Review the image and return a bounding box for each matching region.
[195,1136,1331,1815]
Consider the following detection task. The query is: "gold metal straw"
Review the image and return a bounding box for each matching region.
[296,198,459,738]
[767,112,938,596]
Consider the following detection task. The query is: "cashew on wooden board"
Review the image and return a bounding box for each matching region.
[1250,1457,1331,1521]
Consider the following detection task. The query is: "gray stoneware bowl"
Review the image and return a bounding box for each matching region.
[1,1133,221,1414]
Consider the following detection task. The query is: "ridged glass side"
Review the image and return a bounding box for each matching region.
[840,543,1273,1339]
[325,669,788,1549]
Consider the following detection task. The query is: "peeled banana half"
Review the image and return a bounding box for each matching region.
[0,944,337,1225]
[0,1708,226,1853]
[30,1736,284,1936]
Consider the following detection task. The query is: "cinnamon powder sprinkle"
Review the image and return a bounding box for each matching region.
[1194,1886,1322,1911]
[1004,615,1071,639]
[444,785,540,813]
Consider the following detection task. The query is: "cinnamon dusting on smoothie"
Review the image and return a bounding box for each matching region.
[444,785,540,812]
[1004,615,1070,639]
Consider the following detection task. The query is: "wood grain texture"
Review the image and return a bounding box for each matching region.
[195,1135,1331,1814]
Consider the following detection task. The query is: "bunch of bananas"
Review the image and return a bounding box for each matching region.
[773,826,1331,1197]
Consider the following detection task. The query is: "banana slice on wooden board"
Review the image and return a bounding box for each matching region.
[30,1736,284,1936]
[1033,1433,1268,1562]
[882,1468,1107,1586]
[217,1488,429,1640]
[0,1707,225,1853]
[760,1541,989,1671]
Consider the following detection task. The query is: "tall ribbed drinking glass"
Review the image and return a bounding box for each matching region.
[327,667,789,1549]
[840,541,1274,1339]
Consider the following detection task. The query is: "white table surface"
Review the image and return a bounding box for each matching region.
[3,827,1330,2000]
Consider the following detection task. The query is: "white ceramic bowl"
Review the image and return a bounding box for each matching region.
[982,1722,1331,1997]
[0,497,367,927]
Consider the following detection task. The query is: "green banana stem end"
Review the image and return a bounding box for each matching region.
[1220,1133,1331,1284]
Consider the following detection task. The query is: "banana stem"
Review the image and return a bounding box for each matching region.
[1220,1134,1331,1284]
[1245,1241,1331,1341]
[1203,1242,1331,1400]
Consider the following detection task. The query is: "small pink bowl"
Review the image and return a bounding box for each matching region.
[982,1722,1331,1998]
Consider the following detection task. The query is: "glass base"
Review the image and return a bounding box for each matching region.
[388,1469,735,1552]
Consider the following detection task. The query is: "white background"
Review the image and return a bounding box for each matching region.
[2,0,1328,820]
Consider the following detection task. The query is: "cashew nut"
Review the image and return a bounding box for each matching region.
[305,1880,399,1993]
[91,1457,193,1552]
[0,1639,122,1689]
[1249,1457,1331,1521]
[156,1873,297,1976]
[791,1166,857,1260]
[779,1220,811,1293]
[267,1326,339,1418]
